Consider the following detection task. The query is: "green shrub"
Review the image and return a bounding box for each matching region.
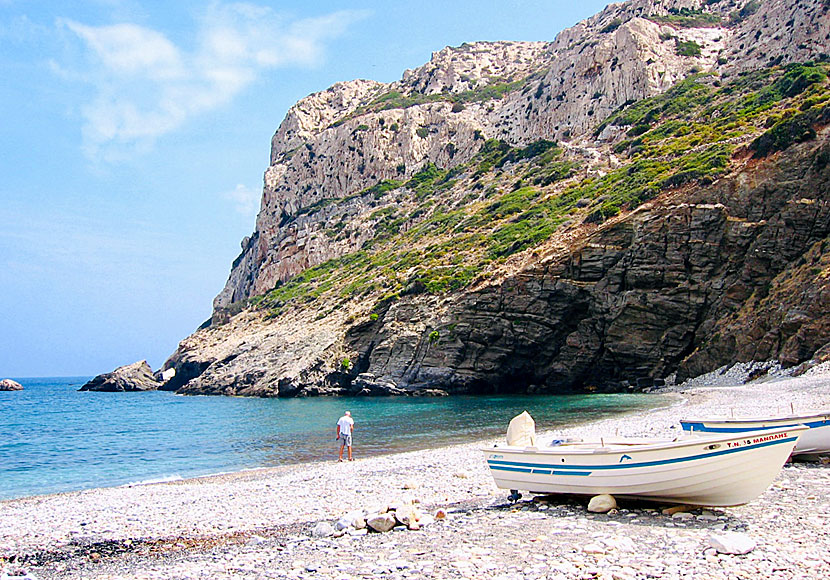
[675,40,702,57]
[363,179,403,199]
[405,163,449,199]
[776,63,828,98]
[750,106,824,157]
[628,123,651,137]
[650,8,722,28]
[416,127,429,138]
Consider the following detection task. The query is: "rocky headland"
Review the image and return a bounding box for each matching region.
[144,0,830,398]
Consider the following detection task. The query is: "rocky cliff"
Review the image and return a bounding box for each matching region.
[163,0,830,396]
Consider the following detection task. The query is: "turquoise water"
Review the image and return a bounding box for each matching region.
[0,377,665,501]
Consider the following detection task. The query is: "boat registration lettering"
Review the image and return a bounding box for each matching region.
[750,431,789,444]
[725,431,789,448]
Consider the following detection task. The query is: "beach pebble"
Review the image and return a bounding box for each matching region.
[707,532,757,555]
[0,569,38,580]
[581,542,606,555]
[310,522,335,538]
[394,505,419,527]
[662,505,693,516]
[336,510,365,531]
[366,513,396,533]
[587,494,617,513]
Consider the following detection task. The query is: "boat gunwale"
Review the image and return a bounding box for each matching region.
[680,412,830,425]
[482,425,807,457]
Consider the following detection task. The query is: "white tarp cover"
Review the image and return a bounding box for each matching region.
[506,411,536,447]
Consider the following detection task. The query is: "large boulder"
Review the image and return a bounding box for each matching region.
[79,361,161,392]
[0,379,23,391]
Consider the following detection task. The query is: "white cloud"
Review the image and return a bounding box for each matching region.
[223,183,260,216]
[59,4,367,162]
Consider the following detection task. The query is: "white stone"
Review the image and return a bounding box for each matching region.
[582,543,606,555]
[311,521,335,538]
[707,532,757,555]
[587,494,617,513]
[394,504,419,526]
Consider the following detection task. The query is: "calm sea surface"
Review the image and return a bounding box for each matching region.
[0,377,665,501]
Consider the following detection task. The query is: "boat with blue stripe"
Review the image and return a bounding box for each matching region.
[483,425,806,507]
[681,411,830,460]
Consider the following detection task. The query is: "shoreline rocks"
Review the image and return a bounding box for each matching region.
[79,361,161,392]
[0,379,23,391]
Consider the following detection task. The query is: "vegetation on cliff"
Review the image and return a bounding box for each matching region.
[165,0,830,397]
[252,61,830,320]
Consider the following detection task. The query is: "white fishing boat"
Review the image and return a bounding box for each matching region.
[483,425,806,506]
[681,412,830,460]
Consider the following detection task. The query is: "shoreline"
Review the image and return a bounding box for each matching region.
[2,371,829,579]
[0,389,669,504]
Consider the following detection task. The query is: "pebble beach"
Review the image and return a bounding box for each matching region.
[2,365,829,580]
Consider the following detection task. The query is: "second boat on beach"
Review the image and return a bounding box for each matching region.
[680,411,830,461]
[483,425,806,507]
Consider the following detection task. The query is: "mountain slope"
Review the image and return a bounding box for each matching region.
[163,0,830,396]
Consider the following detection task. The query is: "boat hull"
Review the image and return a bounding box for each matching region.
[681,413,830,460]
[483,427,805,507]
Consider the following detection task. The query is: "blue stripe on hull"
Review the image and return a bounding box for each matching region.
[486,436,798,475]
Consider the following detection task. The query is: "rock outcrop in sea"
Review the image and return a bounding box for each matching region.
[159,0,830,397]
[80,361,161,392]
[0,379,23,391]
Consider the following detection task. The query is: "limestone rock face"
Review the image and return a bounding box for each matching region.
[79,361,161,392]
[212,2,741,312]
[721,0,830,75]
[214,0,828,313]
[0,379,23,391]
[164,0,830,397]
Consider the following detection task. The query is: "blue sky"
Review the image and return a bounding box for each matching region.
[0,0,610,378]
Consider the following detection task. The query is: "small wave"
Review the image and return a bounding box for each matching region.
[121,474,184,487]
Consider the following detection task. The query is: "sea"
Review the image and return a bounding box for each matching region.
[0,377,665,501]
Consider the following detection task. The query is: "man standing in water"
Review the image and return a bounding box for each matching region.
[336,411,355,461]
